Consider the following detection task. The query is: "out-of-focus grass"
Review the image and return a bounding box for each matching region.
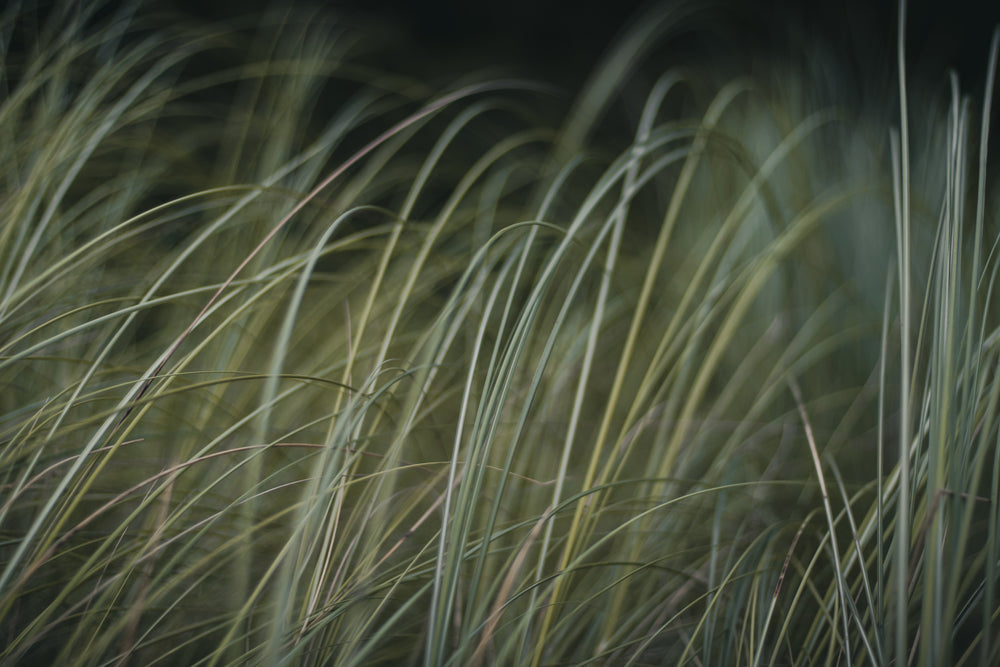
[0,1,997,665]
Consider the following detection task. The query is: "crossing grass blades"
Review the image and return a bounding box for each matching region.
[0,0,999,664]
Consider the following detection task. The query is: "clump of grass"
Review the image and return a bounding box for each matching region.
[0,1,998,665]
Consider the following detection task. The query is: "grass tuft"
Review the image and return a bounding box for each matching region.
[1,1,998,664]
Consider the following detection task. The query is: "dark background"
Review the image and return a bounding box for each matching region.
[361,0,998,77]
[167,0,1000,93]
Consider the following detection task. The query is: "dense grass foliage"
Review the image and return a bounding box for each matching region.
[1,1,999,664]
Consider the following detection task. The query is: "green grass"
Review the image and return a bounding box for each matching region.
[1,1,998,664]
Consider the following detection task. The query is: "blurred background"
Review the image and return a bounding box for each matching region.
[157,0,1000,87]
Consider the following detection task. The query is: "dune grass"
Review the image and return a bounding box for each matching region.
[0,0,998,664]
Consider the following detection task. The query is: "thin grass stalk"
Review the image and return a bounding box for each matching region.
[891,1,914,660]
[789,378,853,661]
[531,80,745,666]
[427,248,522,666]
[976,26,1000,667]
[877,267,894,658]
